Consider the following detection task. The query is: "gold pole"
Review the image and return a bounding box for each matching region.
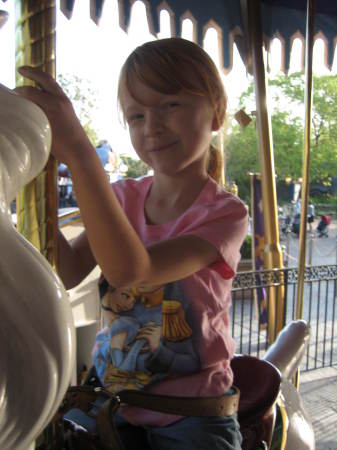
[250,173,259,319]
[296,0,315,320]
[250,173,256,267]
[15,0,58,269]
[244,0,284,341]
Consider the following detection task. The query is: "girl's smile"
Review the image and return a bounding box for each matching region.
[147,140,179,153]
[123,78,218,177]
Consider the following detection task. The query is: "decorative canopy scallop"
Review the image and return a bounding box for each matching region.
[56,0,337,73]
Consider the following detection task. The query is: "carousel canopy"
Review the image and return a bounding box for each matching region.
[1,0,336,72]
[57,0,337,73]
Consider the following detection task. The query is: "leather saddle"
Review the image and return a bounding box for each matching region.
[42,355,281,450]
[89,355,282,450]
[231,354,281,450]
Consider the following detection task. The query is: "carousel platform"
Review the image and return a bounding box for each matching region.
[300,366,337,450]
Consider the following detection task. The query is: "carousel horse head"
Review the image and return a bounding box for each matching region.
[0,84,76,450]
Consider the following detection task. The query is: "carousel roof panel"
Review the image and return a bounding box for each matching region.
[3,0,336,73]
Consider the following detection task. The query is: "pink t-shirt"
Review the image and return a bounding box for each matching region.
[92,176,248,426]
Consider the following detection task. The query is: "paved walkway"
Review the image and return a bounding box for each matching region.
[282,218,337,267]
[300,366,337,450]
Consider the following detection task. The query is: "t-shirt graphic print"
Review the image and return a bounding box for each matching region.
[93,281,199,393]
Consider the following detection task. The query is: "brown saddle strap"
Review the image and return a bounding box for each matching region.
[97,387,240,450]
[117,387,240,417]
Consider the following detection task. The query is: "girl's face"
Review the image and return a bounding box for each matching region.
[122,78,218,177]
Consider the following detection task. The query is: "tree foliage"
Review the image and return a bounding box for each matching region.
[120,155,149,179]
[270,73,337,181]
[226,72,337,203]
[57,73,100,147]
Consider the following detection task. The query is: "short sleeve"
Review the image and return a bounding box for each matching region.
[111,176,249,279]
[180,184,249,279]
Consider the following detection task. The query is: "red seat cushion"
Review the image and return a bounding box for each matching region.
[231,355,281,450]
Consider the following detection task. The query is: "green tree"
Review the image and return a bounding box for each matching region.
[57,73,100,147]
[271,111,303,180]
[226,72,337,203]
[120,155,149,179]
[270,73,337,181]
[226,110,303,203]
[225,121,258,202]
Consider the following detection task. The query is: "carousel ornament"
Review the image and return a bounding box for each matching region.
[0,84,76,450]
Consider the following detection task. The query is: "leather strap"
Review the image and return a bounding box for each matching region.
[97,387,240,450]
[116,387,240,417]
[97,397,125,450]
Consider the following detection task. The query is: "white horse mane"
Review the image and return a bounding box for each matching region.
[0,85,75,450]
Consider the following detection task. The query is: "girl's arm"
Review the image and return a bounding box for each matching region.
[15,68,223,288]
[57,229,96,289]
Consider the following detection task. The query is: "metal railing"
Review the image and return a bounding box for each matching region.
[231,265,337,371]
[58,207,81,228]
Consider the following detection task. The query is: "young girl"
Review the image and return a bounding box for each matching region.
[17,37,248,450]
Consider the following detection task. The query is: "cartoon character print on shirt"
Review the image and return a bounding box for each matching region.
[92,281,200,393]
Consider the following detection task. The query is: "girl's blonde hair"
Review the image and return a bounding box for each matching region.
[118,38,227,184]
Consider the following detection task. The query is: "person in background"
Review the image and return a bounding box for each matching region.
[307,203,315,232]
[58,162,75,207]
[95,139,113,167]
[96,140,121,182]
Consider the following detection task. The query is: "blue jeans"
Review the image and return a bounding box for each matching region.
[64,397,242,450]
[116,414,242,450]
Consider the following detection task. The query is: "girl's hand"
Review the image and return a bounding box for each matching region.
[15,66,92,165]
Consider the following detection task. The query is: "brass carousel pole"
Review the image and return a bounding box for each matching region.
[15,0,58,269]
[243,0,284,342]
[296,0,314,320]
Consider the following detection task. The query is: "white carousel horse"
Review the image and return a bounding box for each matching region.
[264,320,315,449]
[0,84,76,450]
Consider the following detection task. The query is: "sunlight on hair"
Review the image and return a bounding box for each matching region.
[203,27,250,111]
[181,18,194,41]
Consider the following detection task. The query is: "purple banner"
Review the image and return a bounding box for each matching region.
[251,174,268,328]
